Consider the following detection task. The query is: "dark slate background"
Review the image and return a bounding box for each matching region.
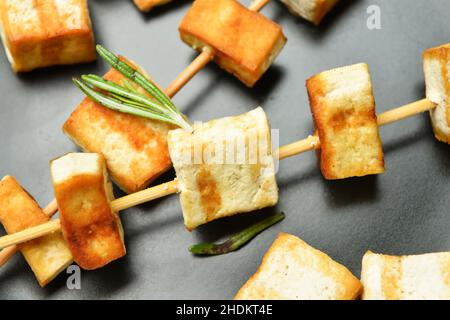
[0,0,448,299]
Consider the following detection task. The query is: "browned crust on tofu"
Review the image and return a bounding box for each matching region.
[133,0,172,12]
[179,0,287,87]
[306,64,385,179]
[196,166,222,223]
[0,176,47,233]
[63,58,174,194]
[423,45,450,143]
[314,0,339,25]
[54,170,125,270]
[0,176,72,286]
[0,0,96,72]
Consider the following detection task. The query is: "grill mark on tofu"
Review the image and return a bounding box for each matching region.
[34,0,64,65]
[329,108,376,132]
[56,173,125,270]
[196,167,222,221]
[381,256,402,300]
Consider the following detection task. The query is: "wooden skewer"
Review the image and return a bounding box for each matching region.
[0,98,437,250]
[277,98,436,160]
[164,0,271,97]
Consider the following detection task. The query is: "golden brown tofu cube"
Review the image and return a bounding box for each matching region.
[0,0,96,72]
[63,59,174,194]
[306,63,385,179]
[51,153,125,270]
[0,176,73,287]
[280,0,339,25]
[133,0,173,12]
[423,43,450,144]
[179,0,287,87]
[235,233,362,300]
[168,107,279,230]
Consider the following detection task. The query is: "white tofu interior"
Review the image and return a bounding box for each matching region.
[51,153,101,184]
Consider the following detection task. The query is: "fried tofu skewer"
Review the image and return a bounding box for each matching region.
[165,0,272,97]
[0,1,272,266]
[0,97,437,251]
[277,98,436,160]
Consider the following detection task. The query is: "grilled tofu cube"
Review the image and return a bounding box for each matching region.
[63,59,174,194]
[179,0,287,87]
[168,107,279,230]
[306,63,385,179]
[133,0,173,12]
[0,176,72,287]
[423,43,450,144]
[51,153,125,270]
[280,0,339,25]
[0,0,95,72]
[361,251,450,300]
[235,233,362,300]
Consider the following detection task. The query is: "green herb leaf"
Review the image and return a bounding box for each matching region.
[189,212,285,256]
[73,45,192,132]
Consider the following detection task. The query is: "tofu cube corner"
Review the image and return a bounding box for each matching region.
[50,153,126,270]
[280,0,339,25]
[0,0,96,72]
[168,107,279,230]
[423,43,450,144]
[306,63,385,180]
[133,0,173,12]
[235,233,362,300]
[179,0,287,87]
[0,175,73,287]
[361,251,450,300]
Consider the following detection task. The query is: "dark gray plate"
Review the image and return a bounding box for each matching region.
[0,0,449,300]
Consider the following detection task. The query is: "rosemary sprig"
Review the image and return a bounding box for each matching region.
[72,45,192,131]
[189,212,285,256]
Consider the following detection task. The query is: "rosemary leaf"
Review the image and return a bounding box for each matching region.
[189,212,285,256]
[74,45,193,132]
[81,74,171,116]
[73,78,182,127]
[96,45,179,114]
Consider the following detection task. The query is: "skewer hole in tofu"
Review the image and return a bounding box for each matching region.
[51,153,126,270]
[306,63,385,179]
[0,176,73,287]
[168,107,279,230]
[179,0,287,87]
[423,43,450,144]
[0,0,96,72]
